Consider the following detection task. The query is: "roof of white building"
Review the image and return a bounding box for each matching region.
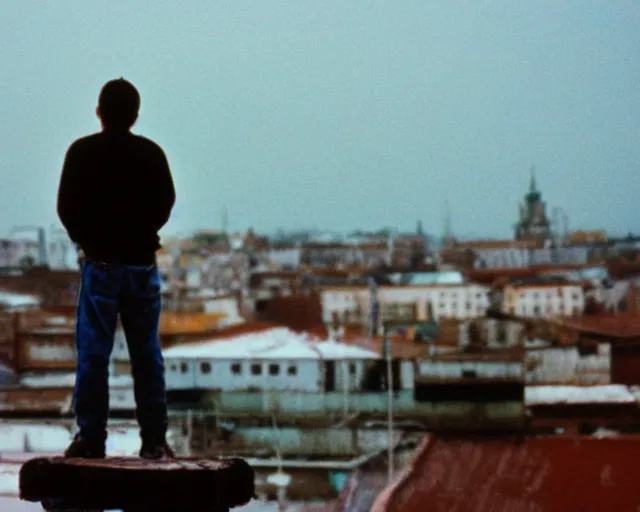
[525,385,636,405]
[162,327,381,361]
[0,291,40,309]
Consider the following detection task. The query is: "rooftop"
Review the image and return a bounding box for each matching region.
[19,373,133,389]
[559,313,640,339]
[0,291,40,310]
[525,385,636,405]
[162,327,381,360]
[373,434,640,512]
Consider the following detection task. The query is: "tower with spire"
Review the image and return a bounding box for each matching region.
[514,166,551,241]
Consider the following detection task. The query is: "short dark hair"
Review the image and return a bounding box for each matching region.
[98,78,140,130]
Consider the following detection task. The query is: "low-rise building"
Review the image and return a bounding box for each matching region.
[502,282,585,317]
[319,284,491,332]
[162,327,381,393]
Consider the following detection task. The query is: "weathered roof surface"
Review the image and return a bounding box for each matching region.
[372,434,640,512]
[525,385,636,405]
[463,264,596,285]
[559,313,640,339]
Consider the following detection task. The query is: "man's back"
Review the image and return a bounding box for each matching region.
[57,130,175,265]
[59,78,176,461]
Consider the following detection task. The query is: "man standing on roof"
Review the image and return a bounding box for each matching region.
[57,78,176,459]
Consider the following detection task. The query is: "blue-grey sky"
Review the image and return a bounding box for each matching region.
[1,1,639,240]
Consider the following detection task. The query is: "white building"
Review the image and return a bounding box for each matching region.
[502,283,585,317]
[161,327,381,393]
[319,284,491,330]
[525,345,610,385]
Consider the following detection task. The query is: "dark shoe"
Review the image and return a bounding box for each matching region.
[64,433,106,458]
[140,439,175,460]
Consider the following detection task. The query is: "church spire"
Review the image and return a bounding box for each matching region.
[526,165,541,202]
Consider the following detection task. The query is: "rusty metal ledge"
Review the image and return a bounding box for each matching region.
[19,456,255,510]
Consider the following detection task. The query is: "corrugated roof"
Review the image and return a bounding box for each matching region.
[373,434,640,512]
[464,264,599,285]
[558,313,640,339]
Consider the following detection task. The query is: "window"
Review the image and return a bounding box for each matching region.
[349,362,357,375]
[383,302,416,321]
[180,362,188,374]
[269,364,280,376]
[251,364,262,376]
[462,369,477,379]
[533,305,541,316]
[200,362,212,374]
[170,363,177,372]
[231,363,242,375]
[287,365,297,376]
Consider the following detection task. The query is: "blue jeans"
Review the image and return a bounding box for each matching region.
[73,260,168,443]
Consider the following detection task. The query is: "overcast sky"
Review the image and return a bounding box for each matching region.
[1,1,639,240]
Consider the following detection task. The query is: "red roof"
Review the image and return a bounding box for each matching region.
[463,264,599,285]
[373,434,640,512]
[559,313,640,339]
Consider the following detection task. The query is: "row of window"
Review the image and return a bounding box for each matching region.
[333,291,487,302]
[170,361,298,376]
[169,360,359,377]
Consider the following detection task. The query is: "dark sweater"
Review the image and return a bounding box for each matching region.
[56,129,176,265]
